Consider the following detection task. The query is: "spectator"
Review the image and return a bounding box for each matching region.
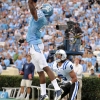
[7,53,14,65]
[16,54,35,100]
[0,54,5,63]
[1,55,10,70]
[89,69,97,77]
[14,55,23,71]
[18,36,25,46]
[87,60,94,74]
[73,56,83,100]
[81,58,87,72]
[8,47,15,57]
[22,53,27,64]
[13,50,19,61]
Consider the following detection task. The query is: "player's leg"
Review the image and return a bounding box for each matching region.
[43,67,61,90]
[37,71,46,95]
[31,53,49,100]
[25,80,32,100]
[39,55,63,100]
[38,66,63,100]
[68,81,79,100]
[16,79,25,99]
[30,44,63,100]
[39,43,63,99]
[38,71,49,100]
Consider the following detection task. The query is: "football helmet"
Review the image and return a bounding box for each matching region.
[55,49,67,63]
[41,3,53,17]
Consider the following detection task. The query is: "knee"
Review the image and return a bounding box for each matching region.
[27,87,31,89]
[21,86,24,89]
[38,71,44,76]
[43,66,50,72]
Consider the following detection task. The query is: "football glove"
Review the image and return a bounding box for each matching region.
[60,81,72,89]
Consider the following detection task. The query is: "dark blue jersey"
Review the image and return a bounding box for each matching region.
[22,62,35,80]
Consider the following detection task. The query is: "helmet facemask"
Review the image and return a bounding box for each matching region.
[55,50,67,63]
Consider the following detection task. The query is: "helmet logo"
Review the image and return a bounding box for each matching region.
[43,5,52,12]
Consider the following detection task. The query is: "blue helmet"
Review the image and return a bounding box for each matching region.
[41,4,53,17]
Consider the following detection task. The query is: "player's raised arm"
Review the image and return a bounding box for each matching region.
[28,0,38,21]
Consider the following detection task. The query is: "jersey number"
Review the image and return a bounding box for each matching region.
[70,65,73,70]
[58,74,67,81]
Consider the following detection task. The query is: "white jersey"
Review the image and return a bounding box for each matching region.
[49,60,74,83]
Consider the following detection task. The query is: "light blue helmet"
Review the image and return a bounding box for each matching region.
[41,3,53,17]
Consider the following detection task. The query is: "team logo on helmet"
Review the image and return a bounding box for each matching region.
[41,4,53,17]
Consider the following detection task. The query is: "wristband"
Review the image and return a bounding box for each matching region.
[69,81,72,85]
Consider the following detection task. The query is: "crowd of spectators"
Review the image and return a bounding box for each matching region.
[0,0,100,76]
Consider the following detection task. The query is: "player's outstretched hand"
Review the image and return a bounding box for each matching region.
[28,74,32,80]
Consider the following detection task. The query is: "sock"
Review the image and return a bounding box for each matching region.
[40,83,46,95]
[26,94,30,99]
[51,79,60,91]
[20,93,24,97]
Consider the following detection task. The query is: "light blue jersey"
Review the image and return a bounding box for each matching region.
[49,60,74,83]
[26,10,47,45]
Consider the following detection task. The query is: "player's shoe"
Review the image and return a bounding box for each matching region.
[39,94,49,100]
[54,89,64,100]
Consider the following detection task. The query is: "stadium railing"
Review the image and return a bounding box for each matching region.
[2,86,56,100]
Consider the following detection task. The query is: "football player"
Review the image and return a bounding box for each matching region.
[49,49,79,100]
[27,0,63,100]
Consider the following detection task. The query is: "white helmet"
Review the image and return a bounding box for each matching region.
[55,49,67,63]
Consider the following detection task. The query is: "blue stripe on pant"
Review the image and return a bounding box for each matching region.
[31,44,41,53]
[71,81,79,100]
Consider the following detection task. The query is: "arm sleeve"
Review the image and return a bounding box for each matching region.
[64,62,74,73]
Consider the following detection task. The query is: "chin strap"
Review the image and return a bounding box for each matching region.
[56,59,61,63]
